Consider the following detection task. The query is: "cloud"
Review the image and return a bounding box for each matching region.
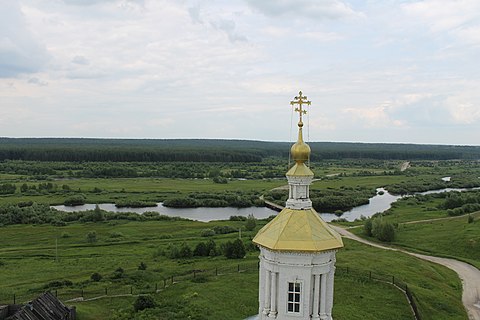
[188,6,203,24]
[0,1,49,77]
[444,92,480,124]
[210,19,248,42]
[402,0,480,46]
[62,0,117,6]
[343,105,398,128]
[28,77,48,86]
[402,0,480,33]
[71,55,90,65]
[245,0,360,20]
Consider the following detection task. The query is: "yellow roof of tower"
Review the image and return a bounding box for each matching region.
[253,207,344,252]
[286,162,314,177]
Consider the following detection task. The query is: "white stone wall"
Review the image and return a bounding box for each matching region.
[258,247,337,320]
[286,176,313,210]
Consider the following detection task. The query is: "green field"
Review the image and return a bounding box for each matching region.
[360,212,480,269]
[1,158,479,319]
[0,220,467,320]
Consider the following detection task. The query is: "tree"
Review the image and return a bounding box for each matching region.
[64,195,86,206]
[91,204,105,222]
[364,219,373,237]
[206,239,218,256]
[245,214,256,231]
[90,272,102,282]
[112,267,124,279]
[224,239,246,259]
[179,242,193,258]
[86,231,97,243]
[133,295,155,312]
[468,214,474,224]
[193,242,208,257]
[20,183,28,193]
[372,218,395,242]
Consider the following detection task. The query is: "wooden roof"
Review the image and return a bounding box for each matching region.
[8,292,74,320]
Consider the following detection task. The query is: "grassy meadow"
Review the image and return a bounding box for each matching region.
[0,219,467,320]
[1,159,480,319]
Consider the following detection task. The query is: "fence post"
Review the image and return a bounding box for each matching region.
[346,266,349,274]
[238,264,240,272]
[155,283,158,292]
[392,276,395,285]
[164,279,166,288]
[105,287,108,296]
[13,294,15,304]
[171,275,174,284]
[369,271,372,280]
[193,270,196,278]
[130,286,133,295]
[55,289,58,297]
[81,289,84,298]
[215,267,218,276]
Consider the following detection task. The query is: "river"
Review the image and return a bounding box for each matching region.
[52,185,478,223]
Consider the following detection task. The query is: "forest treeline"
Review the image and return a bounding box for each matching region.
[1,138,480,162]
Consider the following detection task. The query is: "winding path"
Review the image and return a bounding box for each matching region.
[331,225,480,320]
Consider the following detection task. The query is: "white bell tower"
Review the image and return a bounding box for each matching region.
[253,92,343,320]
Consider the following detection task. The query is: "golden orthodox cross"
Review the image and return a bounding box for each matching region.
[290,91,311,123]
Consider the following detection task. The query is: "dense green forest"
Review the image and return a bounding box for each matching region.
[1,138,479,162]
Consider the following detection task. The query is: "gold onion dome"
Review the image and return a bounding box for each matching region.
[253,91,344,252]
[290,121,310,163]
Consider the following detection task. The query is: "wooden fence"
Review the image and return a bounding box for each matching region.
[0,263,420,319]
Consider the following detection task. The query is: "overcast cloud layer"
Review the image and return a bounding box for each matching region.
[1,0,479,145]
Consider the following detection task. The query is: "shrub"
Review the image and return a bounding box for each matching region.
[112,267,124,279]
[245,214,257,231]
[43,280,73,289]
[213,176,228,184]
[51,220,67,227]
[90,272,102,282]
[133,295,155,312]
[192,273,209,283]
[61,232,70,238]
[108,231,124,238]
[372,218,395,242]
[86,231,97,243]
[468,214,474,224]
[138,262,147,270]
[229,215,247,221]
[166,243,180,259]
[224,239,246,259]
[179,242,193,258]
[64,195,86,206]
[194,242,209,257]
[200,229,215,237]
[213,225,237,235]
[364,219,373,237]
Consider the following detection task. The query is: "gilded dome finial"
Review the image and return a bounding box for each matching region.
[290,91,311,163]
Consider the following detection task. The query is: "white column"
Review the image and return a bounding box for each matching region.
[311,274,321,320]
[268,272,277,317]
[319,273,327,320]
[263,270,271,315]
[326,267,335,318]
